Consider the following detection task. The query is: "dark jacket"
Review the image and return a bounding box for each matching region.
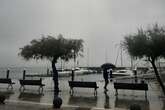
[103,69,108,80]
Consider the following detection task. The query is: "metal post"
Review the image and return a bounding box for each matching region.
[71,69,74,81]
[120,48,123,67]
[6,69,10,79]
[110,69,113,82]
[23,70,26,80]
[74,52,76,70]
[134,69,137,83]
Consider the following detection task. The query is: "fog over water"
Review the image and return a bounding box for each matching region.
[0,0,165,68]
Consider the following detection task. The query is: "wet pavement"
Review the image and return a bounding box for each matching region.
[0,74,164,110]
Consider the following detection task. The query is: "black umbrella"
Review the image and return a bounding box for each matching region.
[101,63,116,69]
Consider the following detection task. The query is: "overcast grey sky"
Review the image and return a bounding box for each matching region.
[0,0,165,68]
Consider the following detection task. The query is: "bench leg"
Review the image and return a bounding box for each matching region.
[7,84,10,90]
[145,91,147,99]
[69,88,74,95]
[22,86,25,91]
[41,87,44,93]
[94,88,97,96]
[19,85,25,92]
[38,86,44,93]
[19,86,22,91]
[11,84,13,89]
[115,89,118,96]
[69,89,71,94]
[38,87,41,93]
[7,84,13,90]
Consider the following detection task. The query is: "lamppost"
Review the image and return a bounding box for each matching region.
[71,49,76,81]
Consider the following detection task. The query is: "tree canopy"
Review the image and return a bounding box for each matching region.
[123,24,165,94]
[19,34,84,107]
[19,34,83,62]
[123,24,165,62]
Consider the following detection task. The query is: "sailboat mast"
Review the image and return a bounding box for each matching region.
[120,48,123,67]
[120,41,123,67]
[87,48,89,67]
[131,56,133,69]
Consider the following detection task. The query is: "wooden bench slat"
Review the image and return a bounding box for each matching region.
[0,78,15,89]
[69,81,98,88]
[68,81,98,96]
[114,83,148,90]
[19,79,45,93]
[0,78,12,84]
[114,82,148,97]
[19,80,45,86]
[0,78,15,84]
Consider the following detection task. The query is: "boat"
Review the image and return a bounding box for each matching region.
[58,67,95,77]
[112,69,134,77]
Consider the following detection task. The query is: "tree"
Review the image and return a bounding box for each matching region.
[19,34,83,107]
[123,24,165,94]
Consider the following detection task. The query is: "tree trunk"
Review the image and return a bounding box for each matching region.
[151,60,165,95]
[52,58,63,108]
[52,58,59,95]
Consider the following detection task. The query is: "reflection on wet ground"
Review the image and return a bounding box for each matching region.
[115,96,149,110]
[0,90,14,99]
[68,95,97,107]
[18,92,43,102]
[104,92,111,109]
[0,74,164,110]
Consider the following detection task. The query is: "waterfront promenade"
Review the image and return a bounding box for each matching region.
[0,74,164,110]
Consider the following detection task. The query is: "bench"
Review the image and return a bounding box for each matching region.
[0,78,15,89]
[114,82,148,97]
[68,81,99,96]
[19,79,45,93]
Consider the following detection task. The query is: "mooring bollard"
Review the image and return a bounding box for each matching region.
[53,96,62,108]
[0,95,6,104]
[23,69,26,80]
[6,69,10,79]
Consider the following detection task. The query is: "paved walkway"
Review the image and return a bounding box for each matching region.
[0,74,164,110]
[0,101,108,110]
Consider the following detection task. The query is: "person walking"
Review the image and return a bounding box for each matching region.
[103,68,109,91]
[109,69,113,82]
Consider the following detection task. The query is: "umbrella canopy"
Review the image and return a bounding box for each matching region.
[101,63,116,69]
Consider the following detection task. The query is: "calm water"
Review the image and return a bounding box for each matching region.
[0,67,103,81]
[0,67,49,79]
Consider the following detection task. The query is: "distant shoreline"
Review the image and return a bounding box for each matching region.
[26,71,99,78]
